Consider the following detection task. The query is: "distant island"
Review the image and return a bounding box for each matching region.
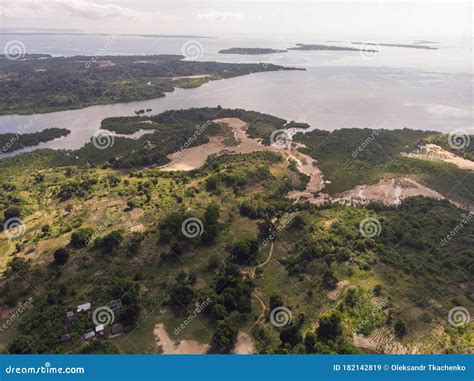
[413,40,440,45]
[0,128,71,154]
[351,42,438,50]
[0,54,302,115]
[288,43,377,52]
[218,48,287,55]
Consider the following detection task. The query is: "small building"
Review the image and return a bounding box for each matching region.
[95,324,105,334]
[83,331,95,341]
[66,311,74,321]
[77,303,91,313]
[109,323,124,336]
[108,299,123,313]
[60,334,71,342]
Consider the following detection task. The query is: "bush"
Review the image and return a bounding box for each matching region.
[70,227,95,248]
[53,248,69,265]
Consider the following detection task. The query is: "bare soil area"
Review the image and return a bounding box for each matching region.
[232,332,256,354]
[402,144,474,171]
[154,323,209,354]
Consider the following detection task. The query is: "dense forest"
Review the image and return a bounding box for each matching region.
[0,128,71,154]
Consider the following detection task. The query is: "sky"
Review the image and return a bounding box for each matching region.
[0,0,472,39]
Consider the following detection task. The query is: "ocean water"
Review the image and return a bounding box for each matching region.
[0,33,472,157]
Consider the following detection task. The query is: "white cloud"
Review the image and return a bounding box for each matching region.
[2,0,136,20]
[197,10,244,22]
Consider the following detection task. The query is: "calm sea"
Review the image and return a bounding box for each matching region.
[0,33,472,157]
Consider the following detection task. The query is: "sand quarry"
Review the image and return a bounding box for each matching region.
[402,144,474,171]
[333,178,445,206]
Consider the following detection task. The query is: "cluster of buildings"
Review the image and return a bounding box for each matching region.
[61,300,124,343]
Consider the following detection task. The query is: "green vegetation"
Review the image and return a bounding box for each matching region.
[0,108,472,355]
[0,55,301,115]
[0,128,71,154]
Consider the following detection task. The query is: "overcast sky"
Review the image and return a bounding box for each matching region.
[0,0,472,38]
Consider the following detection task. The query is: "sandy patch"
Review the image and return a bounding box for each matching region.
[159,136,230,171]
[96,60,116,68]
[334,178,444,206]
[154,323,209,354]
[232,332,256,354]
[402,144,474,171]
[286,146,326,204]
[171,74,212,81]
[159,118,275,171]
[129,224,145,233]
